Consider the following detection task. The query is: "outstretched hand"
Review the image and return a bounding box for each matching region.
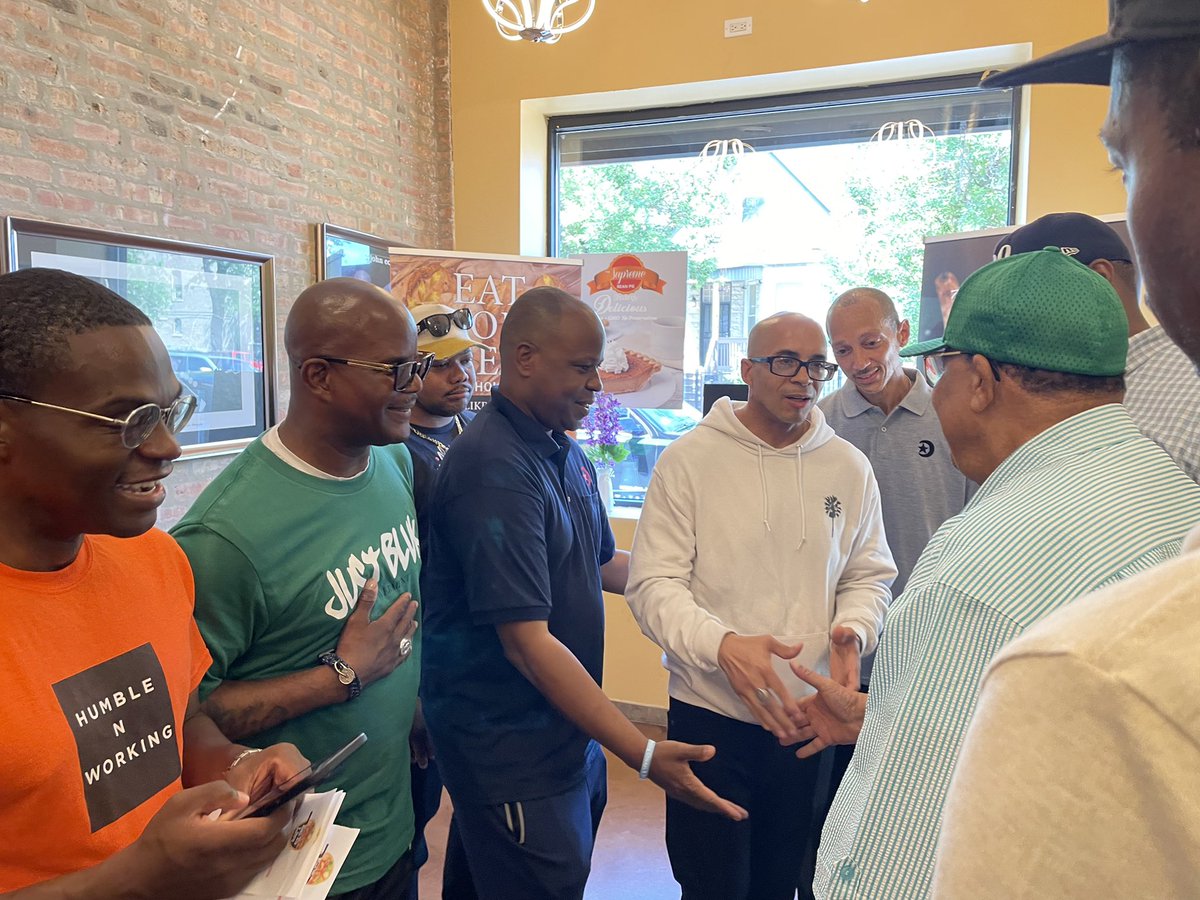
[648,740,748,822]
[789,662,868,760]
[717,633,805,742]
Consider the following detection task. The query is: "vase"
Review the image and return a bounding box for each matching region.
[596,464,615,512]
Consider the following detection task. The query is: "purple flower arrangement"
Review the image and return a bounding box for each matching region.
[580,391,630,468]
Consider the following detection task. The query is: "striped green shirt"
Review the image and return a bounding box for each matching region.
[816,404,1200,899]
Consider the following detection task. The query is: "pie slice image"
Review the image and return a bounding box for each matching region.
[601,350,662,394]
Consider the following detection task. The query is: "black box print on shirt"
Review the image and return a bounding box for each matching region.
[52,643,180,831]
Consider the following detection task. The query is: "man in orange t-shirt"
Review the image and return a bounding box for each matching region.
[0,268,306,898]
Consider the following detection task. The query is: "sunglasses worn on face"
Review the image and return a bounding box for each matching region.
[318,352,434,391]
[0,393,198,449]
[748,355,840,382]
[416,309,473,338]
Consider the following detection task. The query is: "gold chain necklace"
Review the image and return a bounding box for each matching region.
[409,415,464,462]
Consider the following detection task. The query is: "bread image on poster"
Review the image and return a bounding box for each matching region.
[388,248,583,410]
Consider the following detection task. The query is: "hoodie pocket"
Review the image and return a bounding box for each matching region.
[769,632,829,700]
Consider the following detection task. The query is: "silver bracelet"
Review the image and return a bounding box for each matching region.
[225,747,262,773]
[638,739,656,780]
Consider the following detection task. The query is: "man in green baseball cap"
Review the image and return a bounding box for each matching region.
[789,249,1200,900]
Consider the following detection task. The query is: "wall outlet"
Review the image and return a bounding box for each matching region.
[724,17,752,37]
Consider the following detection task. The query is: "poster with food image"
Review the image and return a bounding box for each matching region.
[388,248,583,412]
[575,251,688,410]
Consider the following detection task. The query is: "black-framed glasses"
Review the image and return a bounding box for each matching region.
[416,309,473,338]
[748,355,840,382]
[318,352,434,391]
[0,392,197,449]
[925,349,1002,383]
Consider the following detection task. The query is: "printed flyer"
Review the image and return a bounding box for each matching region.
[388,248,583,410]
[576,251,688,409]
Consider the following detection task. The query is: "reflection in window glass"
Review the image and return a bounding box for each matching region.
[554,76,1017,506]
[9,226,270,448]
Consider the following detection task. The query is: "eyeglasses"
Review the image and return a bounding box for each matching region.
[0,393,197,449]
[925,349,1002,383]
[748,355,840,382]
[417,309,473,338]
[318,352,434,391]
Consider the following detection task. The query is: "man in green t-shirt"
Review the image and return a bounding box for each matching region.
[173,278,427,898]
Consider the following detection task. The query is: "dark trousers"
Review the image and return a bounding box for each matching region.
[450,740,608,900]
[404,756,480,900]
[330,849,415,900]
[441,814,478,900]
[666,698,829,900]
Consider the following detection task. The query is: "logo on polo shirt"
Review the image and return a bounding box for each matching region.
[580,464,593,488]
[918,440,935,458]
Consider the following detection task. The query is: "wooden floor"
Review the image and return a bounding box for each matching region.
[417,725,679,899]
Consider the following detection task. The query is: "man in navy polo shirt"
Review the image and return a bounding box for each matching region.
[422,286,746,900]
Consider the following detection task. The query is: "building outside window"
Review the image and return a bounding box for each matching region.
[553,74,1018,508]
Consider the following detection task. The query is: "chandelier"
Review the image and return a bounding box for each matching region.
[699,138,756,160]
[870,119,936,141]
[483,0,596,43]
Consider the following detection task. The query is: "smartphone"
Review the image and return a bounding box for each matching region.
[231,733,367,819]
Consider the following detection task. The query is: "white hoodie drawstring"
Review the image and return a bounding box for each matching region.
[796,447,807,551]
[758,443,772,532]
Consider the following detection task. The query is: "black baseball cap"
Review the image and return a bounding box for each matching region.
[994,213,1132,265]
[984,0,1200,87]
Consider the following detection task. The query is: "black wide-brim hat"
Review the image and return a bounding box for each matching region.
[984,0,1200,87]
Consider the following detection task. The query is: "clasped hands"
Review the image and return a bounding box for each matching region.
[715,626,868,758]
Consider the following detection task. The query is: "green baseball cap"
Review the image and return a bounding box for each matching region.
[900,248,1128,376]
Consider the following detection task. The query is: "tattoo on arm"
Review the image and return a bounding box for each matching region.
[201,694,292,742]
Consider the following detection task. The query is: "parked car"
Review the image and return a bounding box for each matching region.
[169,350,259,414]
[580,404,702,509]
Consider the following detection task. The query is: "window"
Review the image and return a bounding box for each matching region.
[553,74,1018,508]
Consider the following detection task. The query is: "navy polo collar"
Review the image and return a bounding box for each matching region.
[490,388,561,459]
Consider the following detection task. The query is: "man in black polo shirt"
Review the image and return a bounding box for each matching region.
[422,287,745,900]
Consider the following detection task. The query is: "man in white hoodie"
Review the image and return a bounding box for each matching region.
[626,312,896,900]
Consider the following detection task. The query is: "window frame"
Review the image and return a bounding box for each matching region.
[547,73,1021,254]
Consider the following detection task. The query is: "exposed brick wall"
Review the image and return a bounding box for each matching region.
[0,0,453,526]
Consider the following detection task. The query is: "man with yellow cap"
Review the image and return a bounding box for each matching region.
[403,303,487,900]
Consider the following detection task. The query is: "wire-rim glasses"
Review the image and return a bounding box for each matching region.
[0,392,197,449]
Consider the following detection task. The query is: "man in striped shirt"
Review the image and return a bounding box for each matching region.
[931,6,1200,896]
[793,248,1200,899]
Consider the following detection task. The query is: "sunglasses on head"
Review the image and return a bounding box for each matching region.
[417,308,473,338]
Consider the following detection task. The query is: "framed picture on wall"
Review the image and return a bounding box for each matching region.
[3,217,277,457]
[317,223,408,289]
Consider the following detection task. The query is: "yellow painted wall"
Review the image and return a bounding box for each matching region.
[602,516,670,708]
[449,0,1126,708]
[449,0,1123,257]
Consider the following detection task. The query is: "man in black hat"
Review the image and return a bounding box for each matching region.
[933,5,1200,896]
[996,211,1200,481]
